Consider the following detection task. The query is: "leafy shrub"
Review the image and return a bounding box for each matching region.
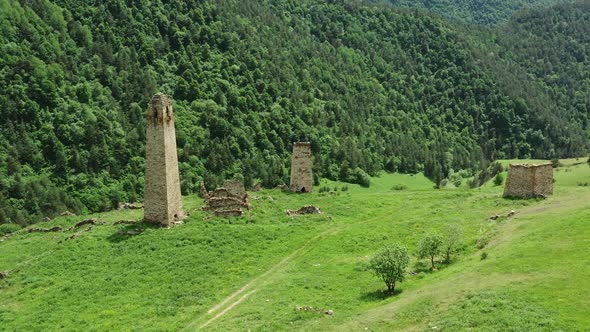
[391,184,408,191]
[0,223,21,236]
[417,233,443,270]
[493,173,504,186]
[443,224,463,263]
[350,167,371,188]
[367,244,410,294]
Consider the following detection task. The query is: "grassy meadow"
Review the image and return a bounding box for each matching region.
[0,160,589,331]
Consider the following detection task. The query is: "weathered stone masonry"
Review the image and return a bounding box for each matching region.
[503,163,553,198]
[144,94,184,226]
[290,142,313,193]
[202,179,250,217]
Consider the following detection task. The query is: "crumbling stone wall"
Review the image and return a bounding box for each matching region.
[290,142,313,193]
[144,94,184,226]
[503,163,553,198]
[203,179,249,217]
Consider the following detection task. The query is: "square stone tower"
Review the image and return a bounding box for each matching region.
[144,93,184,226]
[290,142,313,193]
[503,163,553,198]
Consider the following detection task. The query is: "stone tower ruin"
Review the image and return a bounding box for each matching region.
[144,93,184,226]
[503,163,553,198]
[290,142,313,193]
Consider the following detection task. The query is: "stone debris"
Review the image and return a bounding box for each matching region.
[296,306,333,316]
[252,183,262,192]
[489,215,500,221]
[60,211,76,217]
[66,226,93,241]
[276,184,289,191]
[66,218,97,231]
[203,179,250,217]
[0,271,8,279]
[286,206,321,216]
[27,226,63,233]
[1,233,15,242]
[118,203,143,210]
[507,210,516,217]
[503,163,553,198]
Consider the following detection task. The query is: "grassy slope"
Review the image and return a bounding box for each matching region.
[0,162,589,331]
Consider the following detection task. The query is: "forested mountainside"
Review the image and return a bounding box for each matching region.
[495,2,590,123]
[370,0,573,25]
[0,0,588,225]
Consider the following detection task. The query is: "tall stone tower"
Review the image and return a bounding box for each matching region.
[290,142,313,193]
[144,93,184,226]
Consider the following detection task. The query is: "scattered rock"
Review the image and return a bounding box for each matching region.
[252,183,262,192]
[0,271,8,279]
[268,196,274,201]
[276,184,288,191]
[42,217,51,222]
[296,306,333,316]
[67,218,97,231]
[118,203,143,210]
[60,211,76,217]
[507,210,516,217]
[1,233,15,242]
[489,215,499,221]
[66,226,94,240]
[27,226,63,233]
[286,206,321,216]
[66,233,81,240]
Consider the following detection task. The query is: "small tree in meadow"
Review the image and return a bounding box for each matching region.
[418,233,443,270]
[493,173,504,186]
[368,244,410,294]
[442,224,463,263]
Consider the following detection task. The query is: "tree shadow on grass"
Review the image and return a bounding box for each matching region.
[107,221,161,243]
[412,261,433,274]
[360,288,404,302]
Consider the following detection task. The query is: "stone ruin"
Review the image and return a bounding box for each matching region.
[202,179,250,217]
[286,205,321,216]
[503,163,554,198]
[144,93,184,226]
[290,142,313,193]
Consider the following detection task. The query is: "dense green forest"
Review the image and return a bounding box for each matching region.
[0,0,589,225]
[370,0,574,25]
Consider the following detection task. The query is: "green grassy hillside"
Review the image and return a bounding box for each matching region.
[1,161,588,330]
